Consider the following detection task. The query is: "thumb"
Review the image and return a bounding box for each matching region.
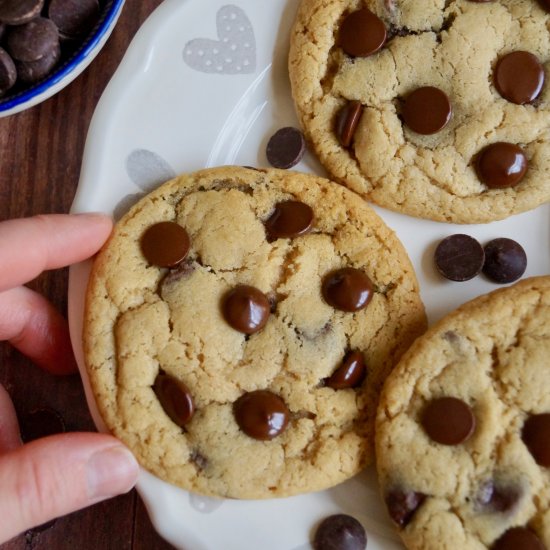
[0,433,139,543]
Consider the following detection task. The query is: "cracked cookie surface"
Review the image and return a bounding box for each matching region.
[83,166,426,499]
[376,276,550,548]
[289,0,550,223]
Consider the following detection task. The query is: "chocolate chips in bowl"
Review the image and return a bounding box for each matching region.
[0,0,125,116]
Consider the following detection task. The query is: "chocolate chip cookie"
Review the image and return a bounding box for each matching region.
[289,0,550,223]
[376,276,550,549]
[83,166,426,499]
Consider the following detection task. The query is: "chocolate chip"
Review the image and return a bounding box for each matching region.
[385,489,426,527]
[264,200,313,240]
[476,142,527,189]
[522,413,550,467]
[16,42,60,83]
[339,8,386,57]
[326,351,366,389]
[492,527,545,550]
[266,127,306,169]
[477,479,522,512]
[0,0,44,26]
[421,397,476,445]
[190,450,208,471]
[313,514,367,550]
[402,86,452,135]
[160,260,195,291]
[222,285,270,334]
[140,221,190,268]
[48,0,100,40]
[233,390,289,440]
[494,51,545,105]
[6,17,59,63]
[335,100,363,148]
[153,372,195,428]
[483,238,527,284]
[19,408,66,443]
[0,47,16,93]
[434,234,485,282]
[322,268,373,312]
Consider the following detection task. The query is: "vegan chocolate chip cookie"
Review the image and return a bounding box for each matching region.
[376,276,550,549]
[83,166,426,499]
[289,0,550,223]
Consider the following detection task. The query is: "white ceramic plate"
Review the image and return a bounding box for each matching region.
[68,1,550,548]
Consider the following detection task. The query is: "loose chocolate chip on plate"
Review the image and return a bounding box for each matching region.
[385,489,426,528]
[483,238,527,284]
[233,390,289,440]
[522,413,550,467]
[322,268,373,312]
[422,397,476,445]
[20,408,66,443]
[0,0,44,26]
[0,47,16,93]
[494,51,545,105]
[153,372,195,428]
[434,234,485,282]
[16,42,60,83]
[492,527,545,550]
[140,221,190,268]
[48,0,100,39]
[402,86,452,135]
[339,8,386,57]
[476,142,527,189]
[6,17,59,63]
[313,514,367,550]
[222,285,270,334]
[335,100,363,148]
[266,127,305,169]
[326,351,366,389]
[265,200,313,240]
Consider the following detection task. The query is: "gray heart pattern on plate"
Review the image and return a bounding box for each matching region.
[183,5,256,74]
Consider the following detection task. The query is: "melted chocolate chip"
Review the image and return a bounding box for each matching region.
[190,450,208,471]
[6,17,59,63]
[140,221,190,268]
[326,351,366,389]
[494,51,545,105]
[434,234,485,282]
[266,127,306,169]
[339,8,386,57]
[421,397,476,445]
[233,390,289,440]
[264,200,313,240]
[522,413,550,467]
[19,408,66,443]
[0,0,44,26]
[153,372,195,427]
[492,527,545,550]
[161,260,195,290]
[476,142,527,189]
[483,238,527,284]
[222,285,270,334]
[313,514,367,550]
[335,101,363,148]
[385,489,426,527]
[322,268,373,312]
[477,479,522,512]
[402,86,452,135]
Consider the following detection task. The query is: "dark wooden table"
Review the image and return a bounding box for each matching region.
[0,2,176,549]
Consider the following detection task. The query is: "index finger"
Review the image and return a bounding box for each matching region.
[0,213,112,292]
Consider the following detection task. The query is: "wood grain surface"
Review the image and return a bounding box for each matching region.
[0,2,176,549]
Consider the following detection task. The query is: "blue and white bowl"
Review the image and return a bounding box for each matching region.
[0,0,126,117]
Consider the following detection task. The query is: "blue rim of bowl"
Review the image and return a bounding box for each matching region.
[0,0,125,113]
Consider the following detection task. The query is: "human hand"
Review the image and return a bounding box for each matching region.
[0,214,139,544]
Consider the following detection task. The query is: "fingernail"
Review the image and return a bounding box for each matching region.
[74,212,112,221]
[86,445,139,500]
